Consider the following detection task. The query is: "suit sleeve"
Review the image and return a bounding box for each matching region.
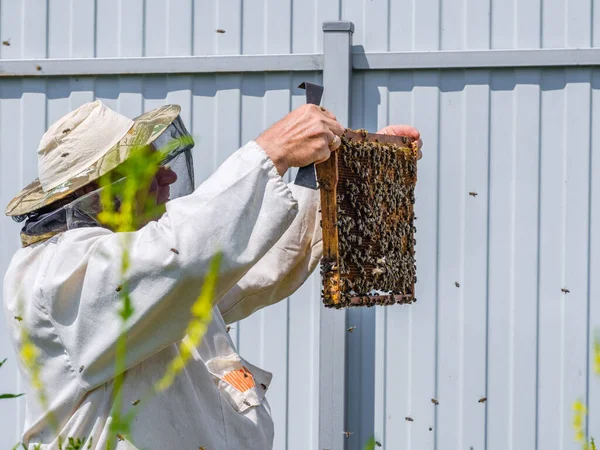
[40,141,299,390]
[217,183,323,324]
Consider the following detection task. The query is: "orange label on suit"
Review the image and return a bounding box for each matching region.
[222,366,255,392]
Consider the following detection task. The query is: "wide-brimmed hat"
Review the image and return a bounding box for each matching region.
[5,101,181,218]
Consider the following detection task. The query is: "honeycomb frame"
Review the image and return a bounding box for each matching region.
[317,129,418,308]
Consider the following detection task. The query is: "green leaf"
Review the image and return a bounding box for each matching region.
[118,293,134,321]
[0,393,24,399]
[363,437,376,450]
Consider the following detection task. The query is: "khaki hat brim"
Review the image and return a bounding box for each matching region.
[5,104,182,217]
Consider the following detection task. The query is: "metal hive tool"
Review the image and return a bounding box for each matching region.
[317,129,418,308]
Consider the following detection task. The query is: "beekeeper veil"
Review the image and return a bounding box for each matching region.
[5,102,195,247]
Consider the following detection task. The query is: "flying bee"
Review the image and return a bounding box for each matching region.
[14,316,23,321]
[405,416,414,422]
[561,288,570,294]
[116,434,125,441]
[343,431,354,438]
[469,192,478,197]
[347,326,356,333]
[455,282,460,288]
[431,398,439,405]
[478,397,487,403]
[132,399,140,406]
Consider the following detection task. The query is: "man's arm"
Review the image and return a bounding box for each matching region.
[217,183,322,324]
[38,104,345,390]
[41,142,299,390]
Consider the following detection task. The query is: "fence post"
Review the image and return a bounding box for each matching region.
[319,20,354,450]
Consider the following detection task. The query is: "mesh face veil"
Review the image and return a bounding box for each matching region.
[15,115,195,245]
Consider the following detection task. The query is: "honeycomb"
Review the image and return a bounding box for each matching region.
[316,129,418,308]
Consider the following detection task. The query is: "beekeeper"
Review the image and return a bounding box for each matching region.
[3,101,421,449]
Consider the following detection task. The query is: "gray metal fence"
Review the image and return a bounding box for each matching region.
[1,1,599,449]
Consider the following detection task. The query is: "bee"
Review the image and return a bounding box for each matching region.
[14,316,23,321]
[116,285,123,293]
[170,248,180,255]
[347,326,356,333]
[79,365,84,373]
[405,416,414,422]
[35,65,42,71]
[62,128,71,134]
[317,179,331,191]
[342,431,354,438]
[455,281,460,288]
[226,326,232,333]
[561,288,570,294]
[469,192,478,197]
[431,398,439,405]
[2,39,10,46]
[116,434,125,441]
[216,29,226,33]
[132,399,140,406]
[260,383,267,390]
[478,397,487,403]
[376,257,386,265]
[200,447,206,450]
[429,427,433,431]
[375,441,382,447]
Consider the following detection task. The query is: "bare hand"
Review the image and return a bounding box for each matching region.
[377,125,423,160]
[256,104,345,176]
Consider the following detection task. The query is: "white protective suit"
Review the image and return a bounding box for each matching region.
[3,141,323,449]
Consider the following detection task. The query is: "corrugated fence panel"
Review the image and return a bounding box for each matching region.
[346,68,599,450]
[0,72,322,449]
[589,68,600,448]
[0,0,597,60]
